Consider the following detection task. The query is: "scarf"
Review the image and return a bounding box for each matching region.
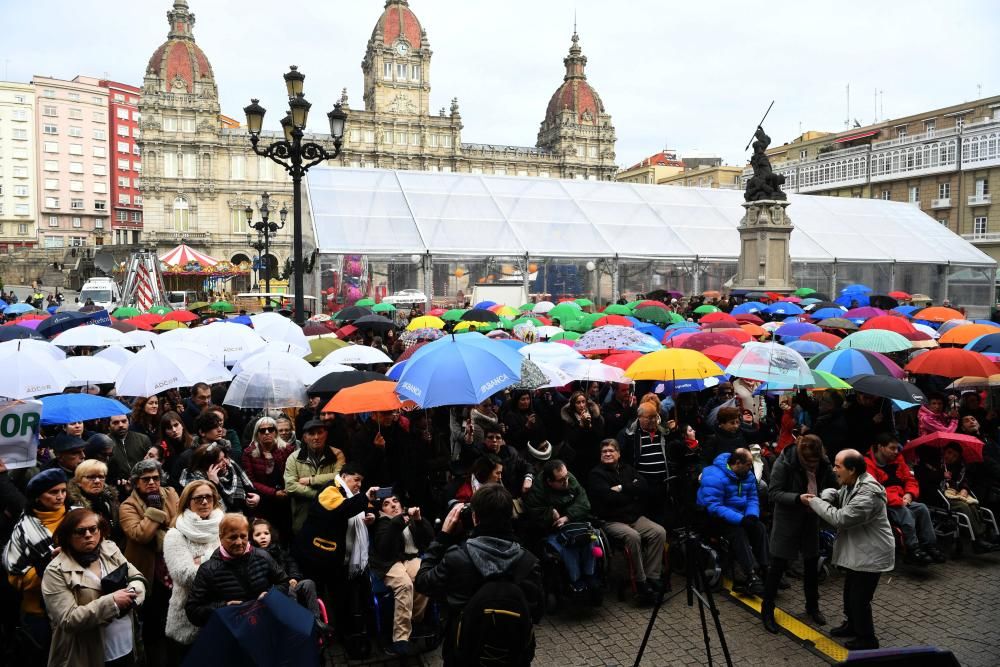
[174,508,224,544]
[214,462,253,509]
[219,543,253,561]
[336,474,369,579]
[685,437,699,451]
[70,545,101,566]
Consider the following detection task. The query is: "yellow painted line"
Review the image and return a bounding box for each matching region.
[721,578,849,663]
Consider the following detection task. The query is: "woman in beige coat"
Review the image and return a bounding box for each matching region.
[41,508,146,667]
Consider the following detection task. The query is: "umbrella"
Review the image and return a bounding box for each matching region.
[512,316,544,328]
[460,308,501,323]
[186,301,210,311]
[114,347,229,396]
[190,322,268,363]
[860,315,917,335]
[965,333,1000,355]
[593,314,634,328]
[5,303,37,315]
[793,287,817,297]
[761,370,850,392]
[512,358,560,389]
[322,380,409,414]
[888,291,911,300]
[95,345,136,366]
[38,394,128,425]
[817,318,859,331]
[893,306,920,317]
[36,311,94,338]
[902,432,983,464]
[634,323,666,341]
[536,325,564,339]
[302,322,333,337]
[599,304,629,316]
[841,284,873,294]
[0,347,72,398]
[800,331,843,348]
[693,305,720,315]
[556,358,628,384]
[868,295,900,310]
[913,306,964,323]
[716,328,753,344]
[209,301,235,313]
[532,301,556,314]
[232,351,317,385]
[785,339,832,358]
[112,306,141,319]
[633,307,674,325]
[550,331,580,341]
[110,320,139,334]
[700,344,742,366]
[763,303,804,316]
[223,368,308,409]
[808,349,904,379]
[396,332,523,408]
[563,312,602,333]
[0,338,65,362]
[355,297,376,307]
[847,375,927,405]
[574,325,661,355]
[304,337,349,362]
[61,356,123,387]
[946,375,1000,390]
[353,314,396,334]
[547,303,582,322]
[399,327,445,346]
[776,322,821,339]
[519,341,584,363]
[842,307,886,321]
[739,323,767,338]
[250,314,309,355]
[154,320,187,331]
[453,320,496,333]
[939,324,1000,346]
[836,293,869,308]
[676,332,739,352]
[0,325,45,341]
[334,305,374,321]
[725,342,812,386]
[165,310,199,323]
[835,330,912,353]
[905,348,998,378]
[147,305,172,315]
[732,302,767,314]
[406,315,446,331]
[700,312,738,326]
[320,344,392,366]
[809,307,849,320]
[602,351,644,371]
[733,313,764,325]
[625,349,722,382]
[51,325,130,348]
[371,303,397,314]
[909,293,932,303]
[308,370,391,396]
[937,319,974,335]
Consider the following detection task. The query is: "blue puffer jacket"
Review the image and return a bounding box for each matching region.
[697,452,759,525]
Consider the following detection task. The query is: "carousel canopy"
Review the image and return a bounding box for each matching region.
[160,244,220,268]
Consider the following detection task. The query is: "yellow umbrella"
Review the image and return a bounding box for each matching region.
[305,337,349,363]
[491,305,519,318]
[452,320,495,332]
[625,349,723,381]
[154,320,188,331]
[406,315,445,331]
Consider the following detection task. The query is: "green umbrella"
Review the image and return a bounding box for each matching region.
[512,316,543,327]
[147,305,173,315]
[187,301,210,311]
[634,307,673,325]
[574,298,594,307]
[498,317,515,330]
[441,308,467,322]
[625,300,645,310]
[518,303,535,312]
[564,312,601,333]
[209,301,235,313]
[112,306,140,319]
[694,304,720,315]
[794,287,817,297]
[304,337,349,362]
[602,304,632,316]
[548,302,582,322]
[665,311,685,324]
[371,303,397,314]
[355,297,376,307]
[812,370,852,389]
[550,331,581,341]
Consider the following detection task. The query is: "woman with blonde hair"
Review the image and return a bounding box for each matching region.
[241,416,293,529]
[67,458,121,545]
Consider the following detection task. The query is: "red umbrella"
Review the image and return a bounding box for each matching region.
[800,332,842,348]
[594,315,634,328]
[905,348,998,378]
[664,332,696,348]
[428,308,446,316]
[888,291,912,300]
[603,351,644,371]
[131,313,165,326]
[165,310,198,323]
[397,340,430,362]
[678,332,737,352]
[860,315,917,335]
[701,321,740,331]
[717,328,753,344]
[779,296,802,304]
[635,300,669,310]
[765,292,784,301]
[302,322,332,336]
[700,312,738,325]
[902,431,984,463]
[734,313,764,325]
[701,344,742,366]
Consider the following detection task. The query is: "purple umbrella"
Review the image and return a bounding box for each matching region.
[16,319,43,330]
[843,307,886,320]
[776,322,822,339]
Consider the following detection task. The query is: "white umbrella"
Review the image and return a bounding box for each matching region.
[321,345,392,366]
[0,339,66,361]
[533,360,575,388]
[61,356,122,387]
[532,301,555,314]
[912,323,940,339]
[239,340,310,362]
[95,345,136,366]
[518,342,584,363]
[536,326,564,339]
[223,367,308,409]
[190,322,266,364]
[154,327,195,345]
[124,330,158,347]
[251,315,309,356]
[52,326,131,348]
[232,351,316,385]
[0,349,72,398]
[114,347,229,397]
[556,358,628,384]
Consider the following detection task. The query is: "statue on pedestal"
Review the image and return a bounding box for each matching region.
[744,126,787,202]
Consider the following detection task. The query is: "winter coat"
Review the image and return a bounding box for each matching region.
[811,408,851,459]
[369,513,434,577]
[67,480,122,545]
[522,471,591,536]
[41,540,146,667]
[283,445,346,533]
[561,401,605,479]
[185,547,289,627]
[602,396,637,442]
[700,425,747,466]
[917,405,958,437]
[809,472,895,572]
[108,431,151,497]
[767,445,836,560]
[864,451,920,507]
[463,442,534,498]
[697,452,759,525]
[294,482,370,570]
[162,509,223,645]
[118,487,180,582]
[240,441,293,499]
[587,462,648,525]
[260,542,304,581]
[502,406,548,453]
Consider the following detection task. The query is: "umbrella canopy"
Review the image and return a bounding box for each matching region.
[905,348,998,378]
[355,297,376,307]
[809,307,850,320]
[407,315,445,331]
[785,339,832,358]
[937,319,974,336]
[51,325,130,348]
[902,432,983,464]
[732,302,767,314]
[624,348,723,381]
[700,312,738,326]
[867,295,899,310]
[763,302,804,316]
[893,306,920,317]
[548,302,583,321]
[190,322,268,363]
[322,380,408,413]
[304,337,349,362]
[633,307,675,325]
[700,344,742,366]
[250,314,309,355]
[677,332,739,352]
[574,325,661,355]
[399,327,445,346]
[693,304,720,315]
[302,322,333,337]
[939,324,1000,346]
[965,333,1000,355]
[114,347,230,396]
[308,370,390,396]
[835,330,912,353]
[946,374,1000,390]
[321,344,392,366]
[395,332,523,408]
[550,331,580,341]
[208,301,235,313]
[725,342,812,385]
[439,308,467,322]
[799,331,843,348]
[716,328,753,344]
[793,287,817,297]
[334,305,374,321]
[776,322,822,339]
[0,338,65,362]
[0,325,45,341]
[913,306,965,323]
[739,323,767,337]
[154,320,188,331]
[0,347,71,398]
[460,308,501,323]
[602,351,645,371]
[593,314,634,328]
[165,310,199,323]
[353,314,396,334]
[36,311,93,338]
[95,345,136,366]
[888,291,911,300]
[817,318,859,331]
[61,356,123,387]
[860,315,917,335]
[532,301,555,314]
[38,394,129,425]
[371,302,397,314]
[841,284,873,294]
[519,341,584,363]
[112,306,141,319]
[847,375,927,405]
[808,349,904,379]
[761,370,849,392]
[223,367,308,409]
[232,351,317,385]
[555,358,628,384]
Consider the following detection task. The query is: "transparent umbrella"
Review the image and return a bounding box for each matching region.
[223,366,308,409]
[190,322,267,365]
[232,351,317,385]
[251,314,310,356]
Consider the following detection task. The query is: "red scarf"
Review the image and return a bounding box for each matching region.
[685,437,699,451]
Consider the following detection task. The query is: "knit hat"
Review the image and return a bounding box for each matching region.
[301,419,326,433]
[51,433,86,453]
[526,440,552,462]
[26,468,68,496]
[84,433,114,457]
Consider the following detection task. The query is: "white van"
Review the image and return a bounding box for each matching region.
[78,277,122,311]
[167,290,199,310]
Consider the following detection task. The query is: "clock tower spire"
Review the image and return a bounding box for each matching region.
[362,0,431,115]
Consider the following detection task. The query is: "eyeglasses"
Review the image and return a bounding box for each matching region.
[138,475,161,483]
[191,494,214,505]
[83,474,106,482]
[73,525,99,536]
[258,427,276,434]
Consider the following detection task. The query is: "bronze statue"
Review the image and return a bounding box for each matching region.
[744,125,787,202]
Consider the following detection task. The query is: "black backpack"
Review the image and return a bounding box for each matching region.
[454,546,536,667]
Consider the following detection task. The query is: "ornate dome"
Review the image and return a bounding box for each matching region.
[372,0,424,48]
[145,1,214,94]
[544,33,605,126]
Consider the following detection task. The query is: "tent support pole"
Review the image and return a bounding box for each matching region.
[830,260,838,297]
[423,253,433,311]
[522,254,530,302]
[889,262,896,292]
[692,258,701,296]
[943,264,951,303]
[611,257,621,303]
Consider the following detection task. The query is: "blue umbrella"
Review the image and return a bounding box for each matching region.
[785,340,833,358]
[396,332,523,408]
[776,322,821,339]
[473,300,497,310]
[810,307,848,320]
[46,306,59,314]
[841,284,873,294]
[965,333,1000,355]
[386,361,405,380]
[497,338,527,350]
[732,302,767,314]
[230,315,253,326]
[5,303,36,315]
[972,320,1000,328]
[39,394,128,425]
[835,293,869,308]
[36,311,93,338]
[635,323,667,341]
[0,299,7,310]
[893,306,920,316]
[0,325,45,342]
[763,303,804,316]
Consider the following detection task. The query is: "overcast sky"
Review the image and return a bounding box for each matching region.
[4,0,999,167]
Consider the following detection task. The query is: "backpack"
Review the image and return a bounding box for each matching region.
[454,546,536,667]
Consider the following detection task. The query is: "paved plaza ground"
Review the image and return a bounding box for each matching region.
[329,548,1000,666]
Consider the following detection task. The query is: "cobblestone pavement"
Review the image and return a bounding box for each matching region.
[327,549,1000,666]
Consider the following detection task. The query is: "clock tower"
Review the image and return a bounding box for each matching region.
[362,0,432,116]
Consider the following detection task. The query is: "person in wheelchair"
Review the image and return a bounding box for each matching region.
[697,448,769,596]
[866,434,946,565]
[588,439,666,604]
[523,459,601,600]
[370,495,434,656]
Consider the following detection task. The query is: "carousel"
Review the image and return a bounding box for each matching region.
[157,244,249,296]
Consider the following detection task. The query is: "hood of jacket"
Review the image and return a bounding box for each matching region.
[852,471,888,504]
[711,452,748,482]
[464,535,524,578]
[560,400,600,425]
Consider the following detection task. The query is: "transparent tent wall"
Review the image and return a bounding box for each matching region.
[792,263,832,294]
[833,263,893,296]
[946,264,993,318]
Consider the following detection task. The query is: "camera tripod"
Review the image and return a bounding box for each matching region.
[633,527,733,667]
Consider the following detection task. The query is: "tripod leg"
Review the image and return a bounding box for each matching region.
[696,565,733,667]
[697,594,714,667]
[632,587,666,667]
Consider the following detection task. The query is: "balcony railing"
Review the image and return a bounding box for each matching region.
[908,200,921,207]
[931,198,952,209]
[969,194,992,206]
[871,126,960,150]
[962,231,1000,242]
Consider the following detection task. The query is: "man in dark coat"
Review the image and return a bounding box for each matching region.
[463,425,534,498]
[107,413,151,500]
[602,383,637,440]
[760,436,836,633]
[349,411,406,489]
[701,407,747,465]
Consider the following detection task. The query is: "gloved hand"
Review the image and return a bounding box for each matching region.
[740,514,759,529]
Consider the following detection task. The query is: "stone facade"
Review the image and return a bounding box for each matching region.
[733,200,795,292]
[0,82,37,250]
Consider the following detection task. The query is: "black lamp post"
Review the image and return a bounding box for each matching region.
[246,231,265,292]
[244,192,286,299]
[244,66,347,324]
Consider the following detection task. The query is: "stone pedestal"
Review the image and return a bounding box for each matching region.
[733,199,796,293]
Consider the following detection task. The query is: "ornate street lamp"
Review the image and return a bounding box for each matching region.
[244,65,346,324]
[245,192,287,301]
[246,231,266,292]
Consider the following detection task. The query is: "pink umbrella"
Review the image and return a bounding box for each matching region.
[902,431,984,464]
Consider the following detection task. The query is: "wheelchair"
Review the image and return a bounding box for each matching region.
[928,488,999,556]
[601,525,671,603]
[537,523,612,614]
[369,568,446,656]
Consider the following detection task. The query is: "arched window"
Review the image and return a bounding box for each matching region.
[173,196,189,231]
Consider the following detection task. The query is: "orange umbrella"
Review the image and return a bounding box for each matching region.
[905,348,998,378]
[718,328,753,344]
[800,331,842,348]
[740,323,766,337]
[322,380,413,414]
[938,324,999,346]
[165,310,198,323]
[913,306,964,323]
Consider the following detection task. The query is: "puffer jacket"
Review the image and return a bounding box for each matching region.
[864,451,920,507]
[369,513,434,578]
[696,452,759,525]
[522,470,591,537]
[809,472,895,572]
[185,547,289,627]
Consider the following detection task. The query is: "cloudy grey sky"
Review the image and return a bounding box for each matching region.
[4,0,999,167]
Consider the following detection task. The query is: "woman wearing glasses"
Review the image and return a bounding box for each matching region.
[163,480,223,661]
[41,508,146,667]
[241,417,293,530]
[119,460,179,667]
[67,459,122,546]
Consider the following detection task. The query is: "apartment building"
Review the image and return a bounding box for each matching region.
[101,80,142,245]
[0,82,37,250]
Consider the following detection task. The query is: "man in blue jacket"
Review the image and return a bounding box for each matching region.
[697,448,769,595]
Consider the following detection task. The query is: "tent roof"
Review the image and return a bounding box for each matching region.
[306,168,996,266]
[160,243,220,267]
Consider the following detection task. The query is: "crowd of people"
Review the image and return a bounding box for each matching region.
[1,289,999,666]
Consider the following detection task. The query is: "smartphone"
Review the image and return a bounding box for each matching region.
[375,487,394,500]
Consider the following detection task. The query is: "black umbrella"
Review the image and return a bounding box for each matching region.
[353,314,396,334]
[308,370,390,396]
[0,325,45,342]
[808,293,830,301]
[803,301,844,312]
[868,295,900,310]
[36,311,93,338]
[334,306,373,322]
[847,375,926,405]
[460,308,500,323]
[746,291,769,300]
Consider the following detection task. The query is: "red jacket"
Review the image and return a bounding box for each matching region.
[240,442,294,498]
[865,451,919,507]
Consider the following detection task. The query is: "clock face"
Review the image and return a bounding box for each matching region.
[395,42,408,56]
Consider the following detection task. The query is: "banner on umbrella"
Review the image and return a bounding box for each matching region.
[0,400,42,470]
[86,309,112,327]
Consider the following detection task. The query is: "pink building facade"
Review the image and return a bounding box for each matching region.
[100,79,142,245]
